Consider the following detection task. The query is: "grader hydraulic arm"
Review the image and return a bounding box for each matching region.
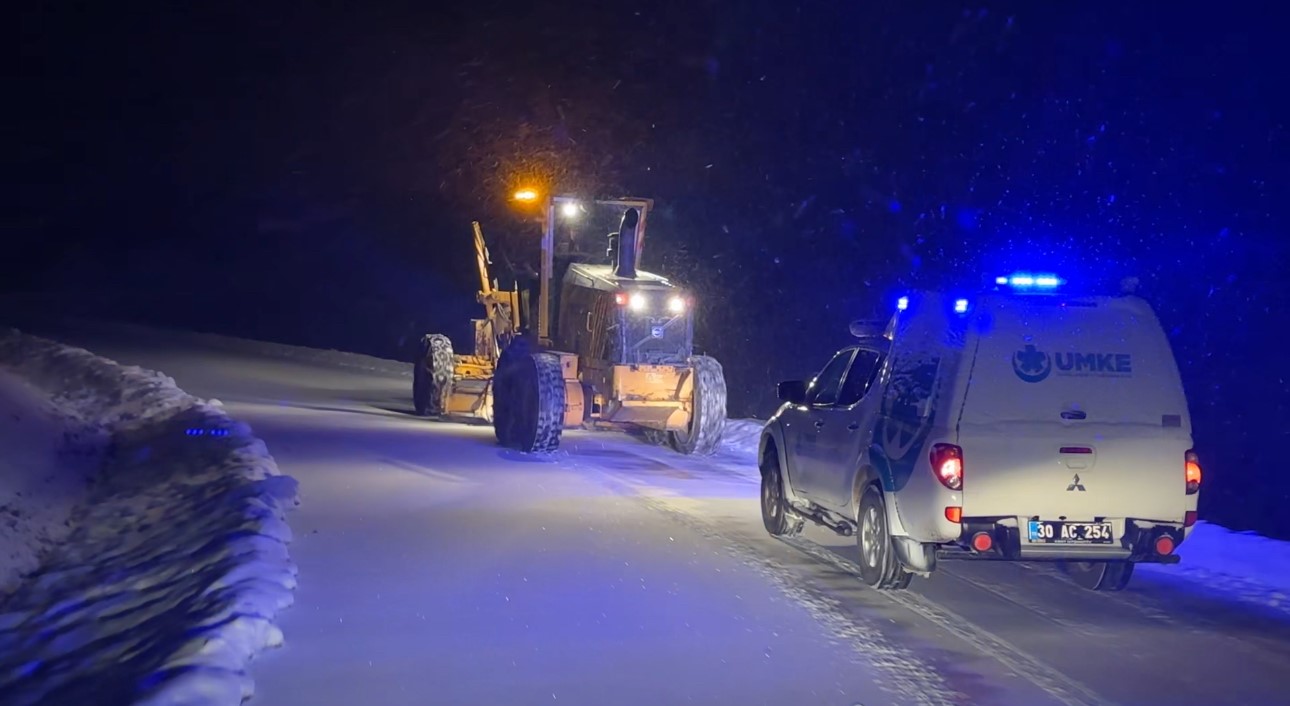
[470,221,520,362]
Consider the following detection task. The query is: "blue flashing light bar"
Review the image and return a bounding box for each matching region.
[998,272,1064,290]
[896,296,909,311]
[954,298,969,314]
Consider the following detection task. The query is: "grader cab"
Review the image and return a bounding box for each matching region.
[413,196,727,454]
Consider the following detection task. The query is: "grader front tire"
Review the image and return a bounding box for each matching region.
[494,338,566,452]
[668,355,727,456]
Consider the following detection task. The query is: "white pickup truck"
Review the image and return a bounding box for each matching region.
[758,274,1200,591]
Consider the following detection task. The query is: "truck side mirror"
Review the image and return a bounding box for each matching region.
[777,380,807,404]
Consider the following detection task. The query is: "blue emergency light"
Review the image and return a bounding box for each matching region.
[996,272,1064,290]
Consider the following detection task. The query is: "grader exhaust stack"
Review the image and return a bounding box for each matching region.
[612,208,639,279]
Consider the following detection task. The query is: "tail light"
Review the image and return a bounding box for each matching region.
[930,444,963,491]
[614,291,628,306]
[1185,450,1202,495]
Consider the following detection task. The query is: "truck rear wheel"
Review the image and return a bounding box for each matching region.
[413,334,454,416]
[493,338,565,452]
[668,356,726,455]
[1061,560,1135,591]
[856,486,913,590]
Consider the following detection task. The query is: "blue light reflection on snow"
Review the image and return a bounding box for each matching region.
[185,427,230,437]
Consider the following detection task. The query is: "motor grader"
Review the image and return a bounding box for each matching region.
[413,195,726,454]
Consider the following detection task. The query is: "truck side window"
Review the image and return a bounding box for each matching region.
[807,349,856,407]
[836,349,884,407]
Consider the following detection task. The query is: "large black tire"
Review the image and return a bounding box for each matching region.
[856,486,913,590]
[1060,560,1135,591]
[668,355,727,455]
[413,334,454,416]
[493,338,566,452]
[760,445,802,537]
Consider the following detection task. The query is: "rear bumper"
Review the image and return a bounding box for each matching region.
[943,517,1185,564]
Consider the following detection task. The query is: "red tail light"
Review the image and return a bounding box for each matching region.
[614,291,628,306]
[1184,510,1198,527]
[930,444,963,491]
[1185,450,1202,495]
[945,506,962,523]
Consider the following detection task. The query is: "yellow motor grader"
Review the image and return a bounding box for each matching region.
[413,195,726,454]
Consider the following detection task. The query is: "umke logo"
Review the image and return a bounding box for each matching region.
[1012,345,1052,383]
[1013,344,1133,384]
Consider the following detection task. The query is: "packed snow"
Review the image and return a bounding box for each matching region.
[0,370,103,596]
[0,330,299,705]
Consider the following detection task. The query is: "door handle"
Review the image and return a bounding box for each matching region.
[847,422,860,431]
[814,420,825,428]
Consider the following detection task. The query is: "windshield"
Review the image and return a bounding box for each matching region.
[553,199,650,267]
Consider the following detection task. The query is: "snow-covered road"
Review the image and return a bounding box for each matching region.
[15,320,1290,706]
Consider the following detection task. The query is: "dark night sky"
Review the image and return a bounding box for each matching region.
[10,1,1290,536]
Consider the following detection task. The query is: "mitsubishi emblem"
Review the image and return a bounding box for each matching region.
[1066,473,1086,492]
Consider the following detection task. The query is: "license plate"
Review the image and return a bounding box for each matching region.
[1028,520,1114,544]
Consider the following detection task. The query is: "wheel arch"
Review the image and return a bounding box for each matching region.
[850,465,883,518]
[851,464,914,538]
[758,424,802,503]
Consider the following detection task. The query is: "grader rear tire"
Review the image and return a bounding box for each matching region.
[493,338,565,452]
[413,334,454,416]
[668,355,726,455]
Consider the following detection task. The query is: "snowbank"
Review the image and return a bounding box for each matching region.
[52,317,413,378]
[718,417,765,459]
[0,371,104,595]
[0,330,299,705]
[1141,521,1290,615]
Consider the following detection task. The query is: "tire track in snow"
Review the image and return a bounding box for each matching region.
[934,566,1114,641]
[569,440,1108,705]
[591,475,961,706]
[779,537,1110,706]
